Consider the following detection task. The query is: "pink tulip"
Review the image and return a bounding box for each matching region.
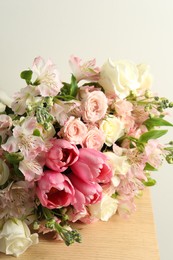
[46,139,79,172]
[69,174,102,211]
[36,170,75,209]
[71,148,113,184]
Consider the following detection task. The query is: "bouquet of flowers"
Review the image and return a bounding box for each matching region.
[0,56,173,257]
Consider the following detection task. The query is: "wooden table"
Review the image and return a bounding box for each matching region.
[0,189,159,260]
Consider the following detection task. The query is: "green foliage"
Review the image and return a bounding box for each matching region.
[144,117,173,130]
[144,163,157,171]
[58,74,78,100]
[143,177,157,186]
[20,70,33,85]
[5,152,24,164]
[139,130,168,143]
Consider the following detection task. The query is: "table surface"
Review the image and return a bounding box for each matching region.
[0,188,159,260]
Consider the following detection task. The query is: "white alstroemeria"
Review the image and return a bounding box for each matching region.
[19,158,43,182]
[104,151,130,176]
[11,85,41,115]
[32,56,63,97]
[1,117,47,160]
[0,219,38,257]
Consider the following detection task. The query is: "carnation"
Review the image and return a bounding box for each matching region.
[0,55,173,257]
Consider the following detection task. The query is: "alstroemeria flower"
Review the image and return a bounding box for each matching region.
[69,55,100,82]
[32,56,63,97]
[19,157,44,182]
[1,117,47,160]
[11,85,40,115]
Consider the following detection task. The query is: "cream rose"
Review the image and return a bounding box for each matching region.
[99,59,140,99]
[88,194,118,221]
[0,159,10,186]
[104,151,130,176]
[100,115,124,146]
[0,219,38,257]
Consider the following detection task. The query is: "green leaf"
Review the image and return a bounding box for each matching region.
[139,129,168,143]
[59,75,78,100]
[143,178,157,186]
[33,129,41,136]
[0,136,2,145]
[70,74,78,97]
[5,152,24,164]
[20,70,33,84]
[144,163,157,171]
[144,117,173,130]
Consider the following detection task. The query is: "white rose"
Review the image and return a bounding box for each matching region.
[0,219,38,257]
[0,159,10,185]
[0,102,6,113]
[104,151,130,176]
[99,59,140,99]
[88,194,118,221]
[0,90,13,108]
[100,115,124,146]
[137,63,152,93]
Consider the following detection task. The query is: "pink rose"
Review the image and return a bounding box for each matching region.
[45,139,79,172]
[58,116,87,145]
[81,91,108,123]
[69,173,102,211]
[71,148,113,184]
[36,170,75,209]
[82,127,105,150]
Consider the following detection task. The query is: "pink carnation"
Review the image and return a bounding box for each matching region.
[36,170,75,209]
[45,139,79,172]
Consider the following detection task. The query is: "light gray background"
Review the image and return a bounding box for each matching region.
[0,1,173,259]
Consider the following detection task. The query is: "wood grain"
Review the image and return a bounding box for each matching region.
[0,189,159,260]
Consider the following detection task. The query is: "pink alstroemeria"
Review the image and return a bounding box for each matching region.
[145,140,164,169]
[69,55,100,82]
[32,56,63,97]
[2,117,47,160]
[19,158,44,182]
[11,85,40,115]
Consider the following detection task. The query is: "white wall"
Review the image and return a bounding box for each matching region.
[0,0,173,259]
